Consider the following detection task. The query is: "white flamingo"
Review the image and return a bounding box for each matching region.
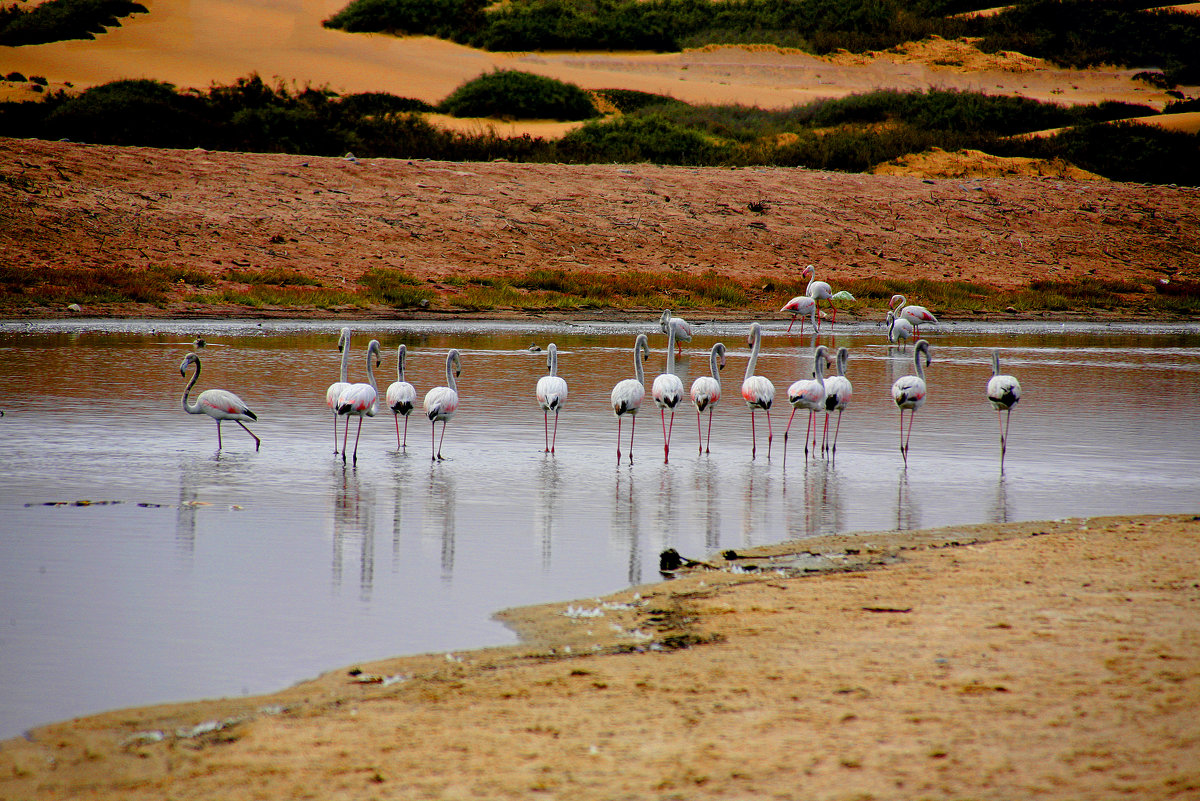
[179,353,260,452]
[892,339,932,467]
[690,342,726,454]
[890,294,938,337]
[610,334,649,464]
[423,349,462,461]
[652,323,686,463]
[801,264,837,325]
[822,347,853,455]
[386,344,417,450]
[741,322,775,460]
[784,344,830,462]
[536,343,568,453]
[325,327,352,453]
[779,295,819,334]
[337,339,381,464]
[659,310,692,357]
[886,310,913,351]
[987,350,1022,464]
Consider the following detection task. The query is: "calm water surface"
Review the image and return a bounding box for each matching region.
[1,318,1198,738]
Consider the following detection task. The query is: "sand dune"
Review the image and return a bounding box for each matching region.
[0,1,1186,115]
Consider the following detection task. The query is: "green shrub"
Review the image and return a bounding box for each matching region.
[43,79,211,147]
[557,113,724,163]
[438,70,597,121]
[359,268,435,307]
[0,0,147,46]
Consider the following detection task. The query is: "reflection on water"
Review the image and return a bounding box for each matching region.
[2,319,1199,739]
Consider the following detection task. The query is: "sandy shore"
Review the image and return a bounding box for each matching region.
[2,513,1197,800]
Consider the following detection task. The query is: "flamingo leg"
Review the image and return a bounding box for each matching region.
[237,420,260,451]
[628,415,636,464]
[551,411,559,454]
[395,414,402,449]
[430,419,437,462]
[342,415,351,463]
[352,416,364,463]
[830,305,837,325]
[666,410,676,463]
[1003,408,1013,453]
[765,410,773,460]
[697,411,704,454]
[899,409,907,464]
[706,409,714,455]
[832,410,843,455]
[903,410,917,465]
[786,316,795,334]
[660,409,668,462]
[436,420,448,460]
[332,414,339,454]
[783,407,797,465]
[544,411,551,453]
[215,419,223,451]
[402,414,409,448]
[750,410,758,460]
[804,411,814,458]
[616,417,623,463]
[822,412,831,454]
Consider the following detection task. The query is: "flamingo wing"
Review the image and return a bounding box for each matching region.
[326,381,350,410]
[652,374,685,409]
[423,386,459,421]
[741,376,775,410]
[387,380,416,415]
[824,376,852,411]
[987,375,1021,410]
[537,375,568,411]
[891,376,926,409]
[690,376,721,411]
[337,383,378,416]
[611,378,645,416]
[197,389,256,421]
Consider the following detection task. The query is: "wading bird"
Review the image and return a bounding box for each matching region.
[822,347,852,455]
[780,295,819,334]
[890,295,938,337]
[690,343,726,454]
[659,310,692,358]
[385,344,417,450]
[179,353,260,452]
[337,339,381,464]
[891,339,932,467]
[986,349,1022,465]
[423,349,462,461]
[885,310,913,352]
[611,334,649,464]
[784,345,830,462]
[325,327,352,453]
[802,264,837,325]
[536,343,568,453]
[741,322,775,460]
[652,324,685,463]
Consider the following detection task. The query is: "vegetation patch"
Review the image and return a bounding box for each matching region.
[0,263,172,305]
[200,286,369,310]
[0,0,147,46]
[224,267,323,286]
[359,268,436,307]
[439,70,598,121]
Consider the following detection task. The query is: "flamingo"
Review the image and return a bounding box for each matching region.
[784,345,830,462]
[652,323,685,463]
[423,349,462,461]
[610,334,649,464]
[890,295,938,337]
[325,327,352,453]
[892,339,932,467]
[741,322,775,460]
[536,343,568,453]
[780,295,819,334]
[179,352,260,452]
[801,264,837,325]
[385,344,417,450]
[885,310,913,352]
[822,347,853,455]
[659,310,692,357]
[336,339,381,464]
[690,342,726,454]
[987,350,1022,464]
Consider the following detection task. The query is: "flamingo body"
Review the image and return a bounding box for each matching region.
[822,347,852,454]
[337,339,381,463]
[742,322,776,459]
[652,324,685,462]
[780,296,818,334]
[892,339,931,466]
[179,352,260,452]
[385,344,417,449]
[886,310,914,350]
[423,349,462,460]
[890,295,938,336]
[785,345,830,460]
[659,310,692,356]
[802,264,838,325]
[987,350,1021,462]
[611,334,649,463]
[536,343,568,453]
[326,327,352,452]
[690,343,725,454]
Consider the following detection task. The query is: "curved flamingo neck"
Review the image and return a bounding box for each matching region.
[633,336,647,384]
[914,342,929,380]
[181,357,202,414]
[745,326,761,380]
[709,345,724,383]
[665,324,676,375]
[548,344,558,377]
[991,350,1001,377]
[837,349,848,377]
[338,330,351,383]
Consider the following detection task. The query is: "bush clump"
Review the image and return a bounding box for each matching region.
[0,0,147,46]
[438,70,598,121]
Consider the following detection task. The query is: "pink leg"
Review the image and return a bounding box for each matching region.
[832,410,843,454]
[352,416,364,463]
[332,413,339,453]
[697,412,704,454]
[706,409,714,454]
[215,420,223,451]
[402,415,409,448]
[544,411,551,453]
[616,417,623,462]
[395,414,402,449]
[782,407,797,465]
[342,415,350,463]
[660,408,668,462]
[804,410,814,457]
[750,411,757,460]
[430,419,437,461]
[436,420,448,460]
[551,411,559,453]
[237,420,260,451]
[628,415,636,464]
[665,410,675,463]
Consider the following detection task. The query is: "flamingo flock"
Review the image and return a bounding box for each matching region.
[178,289,1021,469]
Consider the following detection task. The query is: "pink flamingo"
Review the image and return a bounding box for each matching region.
[780,295,819,334]
[822,347,853,455]
[659,310,692,358]
[741,322,775,460]
[892,339,931,467]
[802,264,837,324]
[325,327,351,453]
[536,343,568,453]
[336,339,381,464]
[385,344,417,450]
[652,323,686,463]
[987,350,1022,465]
[885,310,913,351]
[690,342,726,454]
[610,334,649,464]
[890,295,938,337]
[784,345,830,463]
[423,349,462,461]
[180,353,260,452]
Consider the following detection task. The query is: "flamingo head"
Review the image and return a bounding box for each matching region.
[800,264,814,279]
[180,352,199,375]
[889,294,907,310]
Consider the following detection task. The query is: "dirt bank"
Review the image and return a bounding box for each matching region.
[2,513,1197,800]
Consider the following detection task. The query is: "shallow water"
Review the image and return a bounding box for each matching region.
[1,318,1198,738]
